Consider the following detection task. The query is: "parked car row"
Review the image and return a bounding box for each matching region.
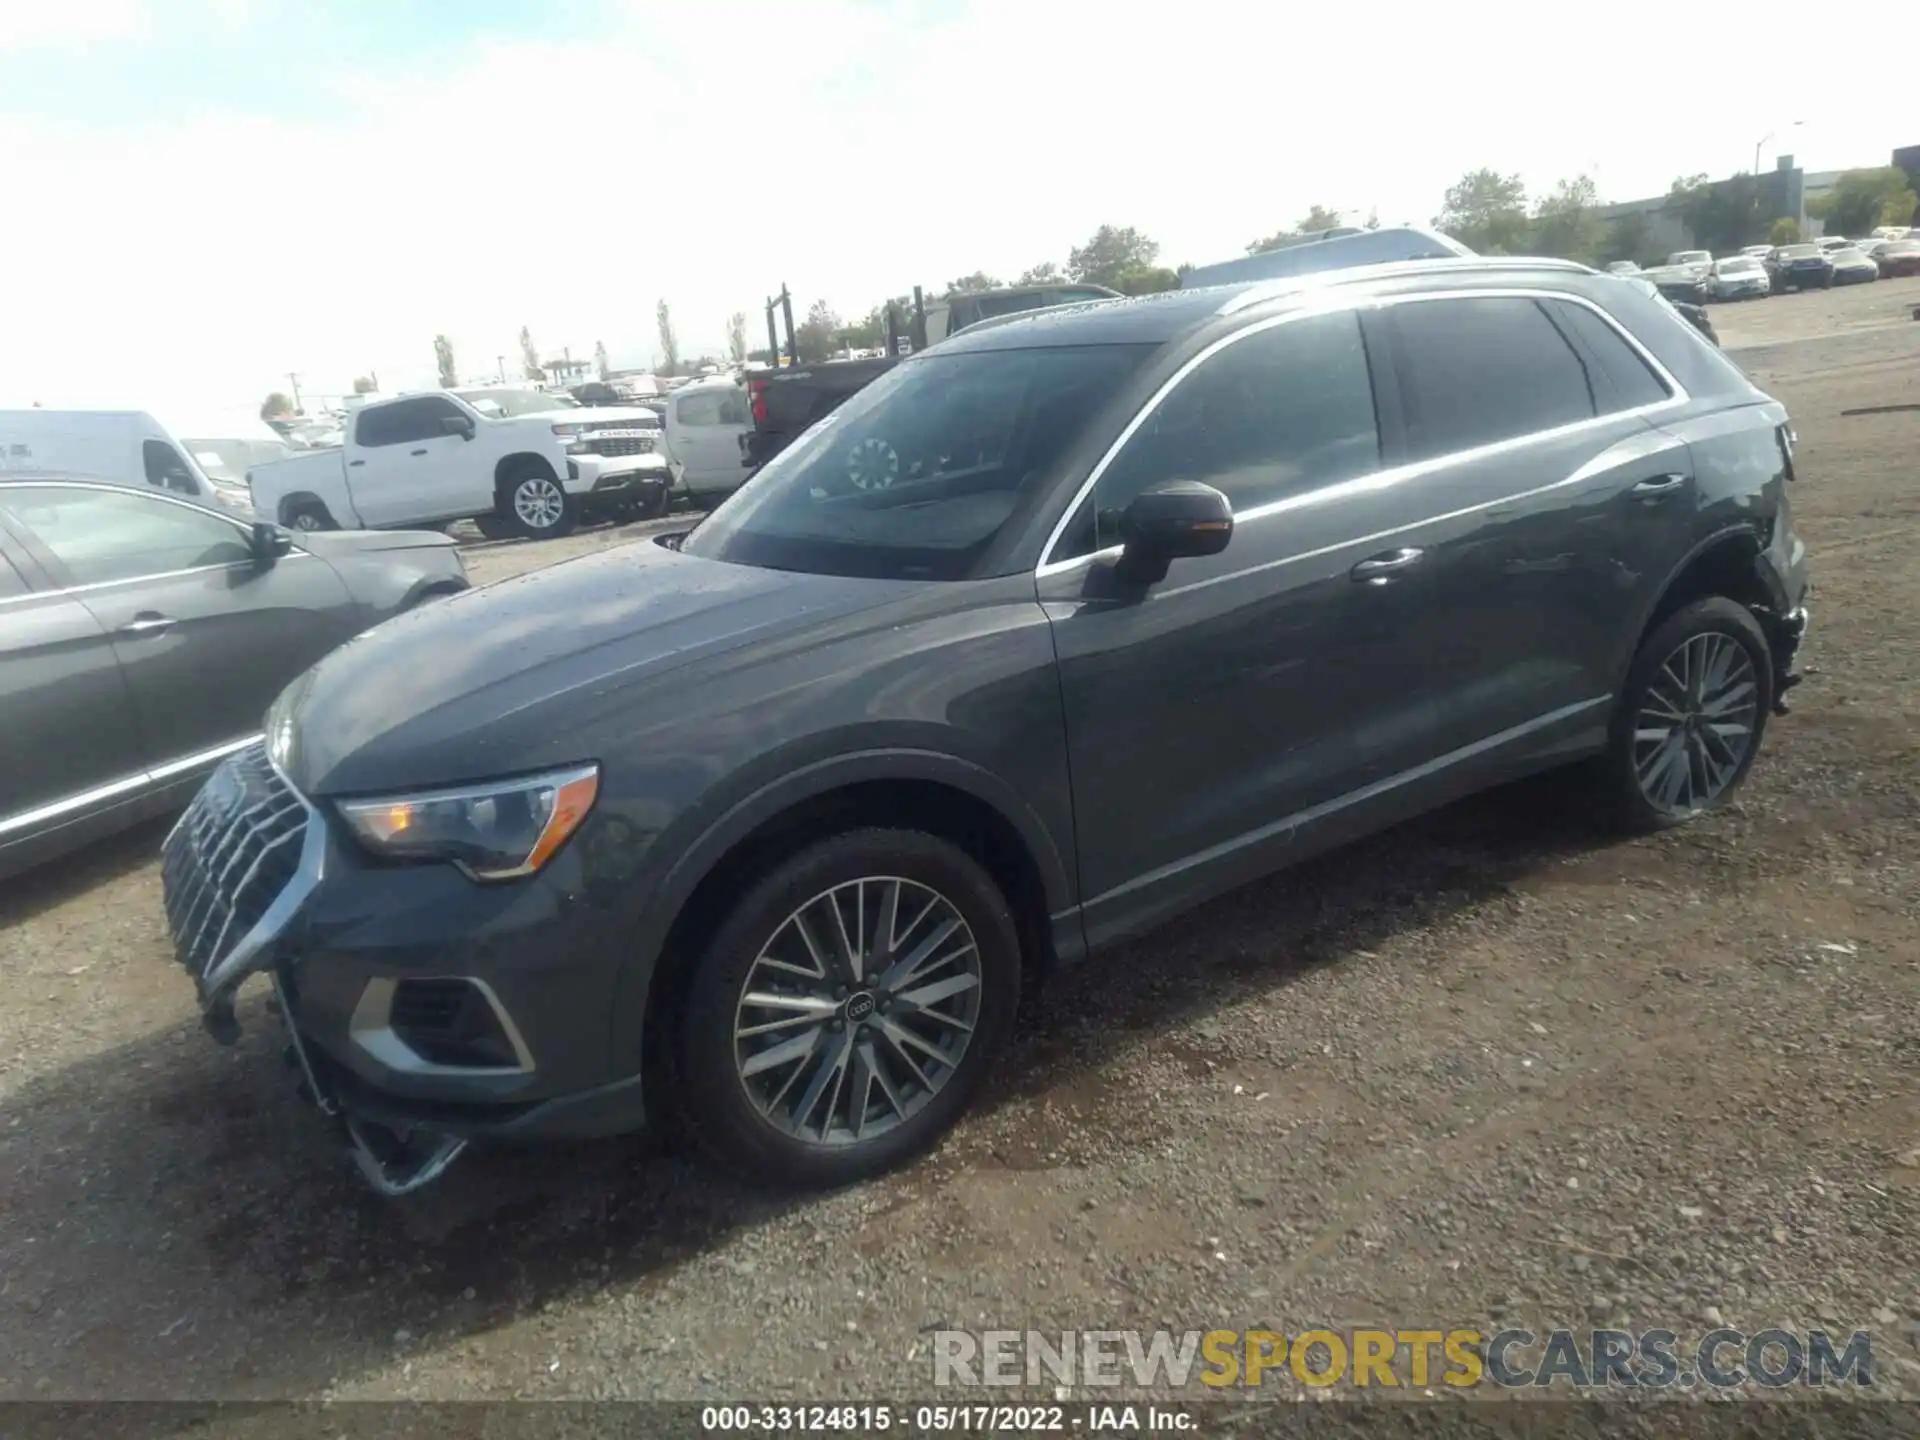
[1612,234,1920,302]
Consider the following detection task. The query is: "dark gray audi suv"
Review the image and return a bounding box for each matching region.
[160,253,1810,1194]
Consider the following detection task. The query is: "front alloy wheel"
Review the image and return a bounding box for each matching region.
[675,827,1020,1188]
[733,877,983,1145]
[513,474,567,531]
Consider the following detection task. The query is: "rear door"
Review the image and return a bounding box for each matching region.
[347,396,474,526]
[0,483,356,769]
[0,523,145,848]
[1369,289,1695,751]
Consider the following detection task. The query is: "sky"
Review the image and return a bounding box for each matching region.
[1,0,1911,417]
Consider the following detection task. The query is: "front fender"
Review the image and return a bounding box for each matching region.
[601,745,1076,1076]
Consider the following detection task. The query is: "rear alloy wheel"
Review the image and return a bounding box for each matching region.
[1600,597,1774,832]
[288,504,334,532]
[501,465,575,539]
[677,828,1020,1188]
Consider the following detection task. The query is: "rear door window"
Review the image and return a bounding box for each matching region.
[1386,296,1598,461]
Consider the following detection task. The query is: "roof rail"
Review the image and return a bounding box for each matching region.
[1214,255,1597,315]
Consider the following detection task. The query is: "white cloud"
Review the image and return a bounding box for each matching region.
[0,0,1912,418]
[0,0,147,49]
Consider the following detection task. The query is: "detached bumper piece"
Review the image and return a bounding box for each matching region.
[1770,605,1810,715]
[162,745,472,1197]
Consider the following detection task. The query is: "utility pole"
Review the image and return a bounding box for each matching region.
[286,372,303,411]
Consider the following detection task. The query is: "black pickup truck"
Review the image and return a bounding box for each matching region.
[740,282,1119,472]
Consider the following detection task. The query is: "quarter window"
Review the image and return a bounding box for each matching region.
[0,485,252,587]
[1541,299,1672,412]
[1066,310,1381,555]
[1386,297,1598,461]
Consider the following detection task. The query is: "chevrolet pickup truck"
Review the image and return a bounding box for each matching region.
[247,387,671,539]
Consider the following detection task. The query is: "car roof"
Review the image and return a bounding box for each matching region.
[933,256,1600,354]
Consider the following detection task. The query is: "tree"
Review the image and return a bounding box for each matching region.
[1810,166,1919,238]
[1112,266,1181,296]
[1017,261,1062,285]
[943,271,1002,296]
[433,334,457,388]
[1769,216,1802,245]
[1602,210,1651,266]
[1666,172,1766,255]
[727,312,748,365]
[1067,224,1160,289]
[259,391,295,422]
[352,375,376,395]
[1529,175,1606,265]
[1246,204,1346,254]
[518,325,542,381]
[1436,168,1531,254]
[593,339,610,381]
[655,300,679,376]
[794,299,842,362]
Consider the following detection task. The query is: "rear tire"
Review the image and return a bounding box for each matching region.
[675,827,1021,1189]
[1594,597,1774,834]
[500,462,576,540]
[472,513,514,542]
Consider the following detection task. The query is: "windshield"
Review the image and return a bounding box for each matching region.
[1779,244,1820,258]
[1715,258,1760,273]
[680,344,1156,581]
[455,387,580,417]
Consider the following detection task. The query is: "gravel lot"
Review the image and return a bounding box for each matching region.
[3,282,1917,1412]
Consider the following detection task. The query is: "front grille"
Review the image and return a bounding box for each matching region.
[162,745,308,984]
[390,978,521,1069]
[586,435,656,456]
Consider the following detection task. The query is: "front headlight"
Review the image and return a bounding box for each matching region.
[336,764,600,881]
[551,422,586,439]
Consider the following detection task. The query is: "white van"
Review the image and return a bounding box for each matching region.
[663,376,751,507]
[0,409,218,504]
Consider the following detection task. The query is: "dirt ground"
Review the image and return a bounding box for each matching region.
[2,282,1917,1413]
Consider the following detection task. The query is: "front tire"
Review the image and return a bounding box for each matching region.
[676,828,1021,1188]
[1598,597,1774,833]
[500,462,576,540]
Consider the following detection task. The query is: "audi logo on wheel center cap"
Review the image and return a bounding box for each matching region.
[844,991,876,1021]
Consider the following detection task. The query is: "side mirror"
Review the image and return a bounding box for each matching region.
[1111,481,1234,587]
[250,521,292,564]
[442,415,476,440]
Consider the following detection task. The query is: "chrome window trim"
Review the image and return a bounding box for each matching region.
[1035,286,1689,579]
[0,732,261,839]
[0,477,310,607]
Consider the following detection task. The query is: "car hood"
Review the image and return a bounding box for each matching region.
[273,538,911,795]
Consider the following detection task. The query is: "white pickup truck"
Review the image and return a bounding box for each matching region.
[247,386,671,539]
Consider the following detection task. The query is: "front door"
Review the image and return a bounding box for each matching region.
[0,529,144,839]
[0,483,356,767]
[1039,308,1444,947]
[348,396,473,527]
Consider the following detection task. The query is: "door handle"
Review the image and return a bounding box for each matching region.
[410,448,428,456]
[1631,473,1688,498]
[118,613,175,637]
[1350,547,1425,583]
[349,459,366,467]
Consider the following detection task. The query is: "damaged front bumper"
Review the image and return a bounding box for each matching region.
[1767,603,1810,714]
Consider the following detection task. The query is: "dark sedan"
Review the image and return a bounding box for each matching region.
[1828,248,1879,286]
[0,478,468,879]
[1767,243,1834,292]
